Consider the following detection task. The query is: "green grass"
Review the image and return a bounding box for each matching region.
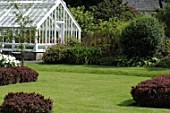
[0,63,170,113]
[26,63,170,77]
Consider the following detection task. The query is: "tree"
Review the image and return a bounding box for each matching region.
[95,18,128,55]
[156,3,170,37]
[89,0,137,21]
[162,0,170,2]
[12,3,34,66]
[69,6,96,39]
[64,0,103,9]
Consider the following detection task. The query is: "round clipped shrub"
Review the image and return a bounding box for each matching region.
[131,74,170,107]
[0,92,53,113]
[12,66,39,83]
[0,66,39,86]
[120,16,165,58]
[0,67,18,85]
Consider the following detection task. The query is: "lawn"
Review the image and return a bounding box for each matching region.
[0,63,170,113]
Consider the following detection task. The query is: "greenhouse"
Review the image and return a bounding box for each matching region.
[0,0,81,53]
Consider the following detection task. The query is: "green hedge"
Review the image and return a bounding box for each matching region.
[43,45,101,65]
[43,44,161,67]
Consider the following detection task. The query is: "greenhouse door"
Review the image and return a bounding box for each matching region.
[60,23,65,44]
[57,22,65,44]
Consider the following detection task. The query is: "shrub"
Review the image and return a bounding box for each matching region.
[131,74,170,107]
[95,56,116,66]
[43,45,101,65]
[154,56,170,68]
[0,67,18,85]
[120,16,165,58]
[0,66,39,86]
[156,3,170,37]
[96,56,159,67]
[164,37,170,56]
[12,66,39,83]
[0,92,53,113]
[66,46,101,64]
[91,17,128,56]
[0,54,20,67]
[42,45,67,64]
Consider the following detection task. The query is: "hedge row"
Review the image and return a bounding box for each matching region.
[0,66,39,86]
[131,74,170,107]
[0,92,53,113]
[43,45,101,65]
[43,45,159,67]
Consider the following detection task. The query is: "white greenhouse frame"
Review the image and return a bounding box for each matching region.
[0,0,81,52]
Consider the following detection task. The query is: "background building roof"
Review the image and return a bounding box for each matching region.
[123,0,161,13]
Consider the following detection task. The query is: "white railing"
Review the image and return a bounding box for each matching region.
[0,42,54,53]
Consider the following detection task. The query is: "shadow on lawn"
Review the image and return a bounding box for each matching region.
[118,99,170,110]
[118,99,137,107]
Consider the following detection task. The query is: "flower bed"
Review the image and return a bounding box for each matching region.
[0,54,38,86]
[0,54,20,67]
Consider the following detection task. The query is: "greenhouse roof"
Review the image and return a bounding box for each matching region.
[0,0,81,30]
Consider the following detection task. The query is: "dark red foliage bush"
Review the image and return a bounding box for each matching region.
[131,74,170,107]
[0,66,38,86]
[0,67,18,85]
[12,66,39,83]
[0,92,53,113]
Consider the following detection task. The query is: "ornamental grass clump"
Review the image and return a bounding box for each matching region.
[131,74,170,107]
[0,92,53,113]
[0,54,20,67]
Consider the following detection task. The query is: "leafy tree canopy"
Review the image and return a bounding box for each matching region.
[64,0,103,8]
[89,0,138,21]
[69,6,97,38]
[156,3,170,37]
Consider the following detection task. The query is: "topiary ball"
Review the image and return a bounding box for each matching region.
[120,16,165,58]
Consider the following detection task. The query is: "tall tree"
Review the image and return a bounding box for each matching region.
[69,6,96,39]
[13,3,34,66]
[159,0,163,8]
[90,0,137,21]
[64,0,103,9]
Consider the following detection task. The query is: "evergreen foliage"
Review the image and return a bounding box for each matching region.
[42,45,101,65]
[89,0,137,21]
[120,16,165,58]
[69,6,96,38]
[64,0,103,8]
[156,3,170,37]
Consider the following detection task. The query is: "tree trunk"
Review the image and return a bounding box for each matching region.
[159,0,163,8]
[21,43,24,66]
